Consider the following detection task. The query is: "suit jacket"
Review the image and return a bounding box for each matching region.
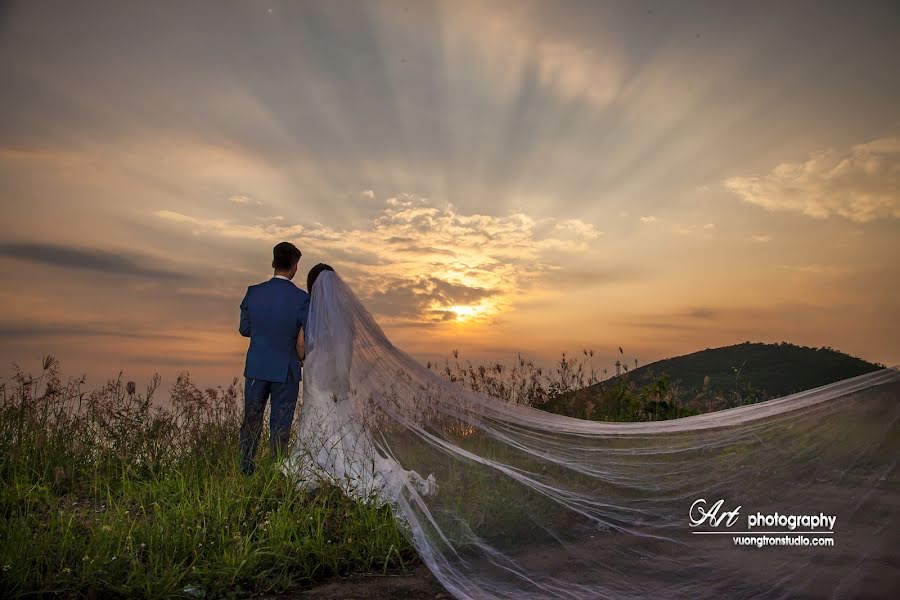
[239,277,310,383]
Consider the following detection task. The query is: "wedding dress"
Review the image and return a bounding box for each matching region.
[286,270,437,502]
[287,270,900,599]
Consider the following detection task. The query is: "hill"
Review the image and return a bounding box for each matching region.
[601,341,883,398]
[536,342,884,422]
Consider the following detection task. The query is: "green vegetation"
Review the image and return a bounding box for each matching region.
[430,347,697,421]
[2,341,883,597]
[598,341,883,397]
[0,357,413,599]
[574,341,883,419]
[431,342,884,422]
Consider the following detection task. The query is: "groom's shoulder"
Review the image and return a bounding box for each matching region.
[245,279,274,296]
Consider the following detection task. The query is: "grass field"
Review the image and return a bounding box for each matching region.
[0,357,415,599]
[0,346,775,598]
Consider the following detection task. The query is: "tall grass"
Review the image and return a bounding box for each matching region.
[429,347,702,421]
[1,348,697,598]
[0,356,413,599]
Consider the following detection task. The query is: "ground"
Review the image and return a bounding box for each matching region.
[261,564,450,600]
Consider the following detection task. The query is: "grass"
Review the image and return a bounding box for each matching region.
[1,346,759,598]
[0,356,414,599]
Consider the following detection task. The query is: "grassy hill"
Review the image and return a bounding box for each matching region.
[601,341,883,398]
[536,342,884,422]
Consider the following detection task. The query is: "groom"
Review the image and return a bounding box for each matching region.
[238,241,310,475]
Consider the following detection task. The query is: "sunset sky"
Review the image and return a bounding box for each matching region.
[1,0,899,391]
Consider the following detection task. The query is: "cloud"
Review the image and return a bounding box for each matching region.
[0,320,190,341]
[441,2,624,110]
[775,264,844,274]
[541,266,638,289]
[674,222,715,236]
[155,194,605,325]
[229,194,262,206]
[640,215,657,223]
[684,307,719,319]
[750,234,771,243]
[0,242,192,281]
[725,135,900,222]
[553,219,603,240]
[363,277,499,322]
[155,210,304,240]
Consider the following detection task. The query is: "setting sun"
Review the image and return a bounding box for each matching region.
[0,0,896,388]
[450,304,484,322]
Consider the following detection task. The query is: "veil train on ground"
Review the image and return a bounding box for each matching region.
[288,271,900,600]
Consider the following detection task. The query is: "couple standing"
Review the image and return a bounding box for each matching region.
[237,241,332,475]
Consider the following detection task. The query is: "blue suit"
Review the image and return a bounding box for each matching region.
[238,276,310,473]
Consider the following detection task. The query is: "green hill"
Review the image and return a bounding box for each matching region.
[536,342,885,422]
[602,341,883,397]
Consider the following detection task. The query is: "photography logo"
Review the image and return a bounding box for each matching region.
[689,498,837,548]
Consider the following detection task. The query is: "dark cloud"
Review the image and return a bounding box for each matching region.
[684,307,719,319]
[125,354,239,367]
[425,309,459,323]
[362,276,498,320]
[427,278,496,305]
[624,321,697,331]
[0,242,193,281]
[305,245,386,267]
[542,266,641,289]
[392,246,457,257]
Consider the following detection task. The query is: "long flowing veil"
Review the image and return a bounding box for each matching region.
[296,271,900,599]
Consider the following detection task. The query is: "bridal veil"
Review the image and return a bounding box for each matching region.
[292,270,900,599]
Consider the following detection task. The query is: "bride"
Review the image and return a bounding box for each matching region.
[287,265,900,600]
[286,263,437,502]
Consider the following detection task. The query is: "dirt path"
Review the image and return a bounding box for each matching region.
[261,564,451,600]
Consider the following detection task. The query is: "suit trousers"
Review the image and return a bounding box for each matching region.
[239,370,300,474]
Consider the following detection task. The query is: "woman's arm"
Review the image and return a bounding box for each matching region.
[296,327,305,363]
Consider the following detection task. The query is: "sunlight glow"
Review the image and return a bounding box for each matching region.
[450,304,490,323]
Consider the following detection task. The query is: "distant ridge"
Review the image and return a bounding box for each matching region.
[537,341,885,422]
[596,341,884,399]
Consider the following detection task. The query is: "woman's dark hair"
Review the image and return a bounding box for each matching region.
[307,263,335,292]
[272,241,302,271]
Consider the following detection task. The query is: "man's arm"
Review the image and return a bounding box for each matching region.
[296,327,305,363]
[239,288,251,337]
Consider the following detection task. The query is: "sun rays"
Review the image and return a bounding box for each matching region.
[0,1,898,382]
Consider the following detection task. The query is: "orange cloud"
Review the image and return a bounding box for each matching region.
[725,136,900,223]
[155,194,603,327]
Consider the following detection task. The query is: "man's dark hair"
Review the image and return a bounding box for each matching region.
[272,242,302,271]
[307,263,335,292]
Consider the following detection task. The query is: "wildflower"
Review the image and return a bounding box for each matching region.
[2,564,10,572]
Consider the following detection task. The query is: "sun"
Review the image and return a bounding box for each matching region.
[450,304,488,323]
